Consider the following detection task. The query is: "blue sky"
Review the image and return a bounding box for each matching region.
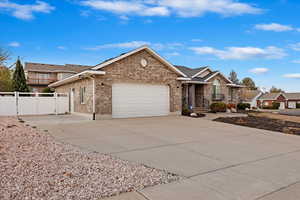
[1,0,300,92]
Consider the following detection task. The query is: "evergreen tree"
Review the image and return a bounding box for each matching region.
[12,58,29,92]
[228,70,239,84]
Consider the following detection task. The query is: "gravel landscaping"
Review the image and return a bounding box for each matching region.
[214,116,300,135]
[0,117,180,200]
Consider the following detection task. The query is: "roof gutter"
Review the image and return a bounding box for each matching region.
[227,84,245,88]
[49,70,105,88]
[182,81,209,84]
[177,77,191,81]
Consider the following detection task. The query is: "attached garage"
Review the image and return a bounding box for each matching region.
[51,46,185,119]
[112,83,170,118]
[288,101,297,109]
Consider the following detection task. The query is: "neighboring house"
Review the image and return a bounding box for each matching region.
[47,45,243,119]
[24,63,92,92]
[257,92,300,109]
[175,65,244,112]
[241,89,263,108]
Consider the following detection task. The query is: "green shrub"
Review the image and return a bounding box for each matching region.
[237,103,250,110]
[272,102,280,109]
[296,103,300,109]
[42,87,54,93]
[262,106,273,109]
[210,102,227,112]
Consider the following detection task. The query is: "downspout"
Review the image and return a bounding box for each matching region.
[87,75,96,120]
[92,77,96,120]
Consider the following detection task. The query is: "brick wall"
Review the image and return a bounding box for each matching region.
[55,50,182,118]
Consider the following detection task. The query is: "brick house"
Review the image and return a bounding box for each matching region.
[257,92,300,109]
[174,65,244,112]
[24,63,92,92]
[48,46,243,119]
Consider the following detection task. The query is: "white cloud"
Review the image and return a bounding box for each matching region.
[283,73,300,79]
[80,10,91,17]
[255,23,293,32]
[84,41,151,50]
[190,46,286,60]
[166,52,180,56]
[144,19,153,23]
[57,46,67,50]
[84,41,184,51]
[249,68,269,74]
[0,0,55,20]
[292,60,300,64]
[191,39,202,42]
[81,0,261,18]
[8,41,20,47]
[82,0,169,16]
[290,43,300,51]
[157,0,262,17]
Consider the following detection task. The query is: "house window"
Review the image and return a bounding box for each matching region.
[80,87,86,104]
[57,73,74,81]
[213,79,221,96]
[36,73,50,80]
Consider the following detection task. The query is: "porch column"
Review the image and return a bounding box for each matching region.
[189,84,196,109]
[185,84,189,106]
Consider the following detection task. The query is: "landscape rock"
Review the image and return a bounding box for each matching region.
[0,117,180,200]
[190,113,197,117]
[231,108,237,113]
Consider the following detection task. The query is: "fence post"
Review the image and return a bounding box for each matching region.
[15,91,19,116]
[36,93,39,115]
[54,92,58,115]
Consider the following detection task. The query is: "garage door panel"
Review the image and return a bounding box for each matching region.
[288,101,296,109]
[112,83,170,118]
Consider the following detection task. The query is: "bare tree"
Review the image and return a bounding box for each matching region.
[0,48,10,66]
[269,86,285,93]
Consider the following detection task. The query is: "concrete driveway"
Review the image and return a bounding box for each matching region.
[280,109,300,116]
[23,115,300,200]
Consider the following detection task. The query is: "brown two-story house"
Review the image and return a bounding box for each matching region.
[24,63,92,92]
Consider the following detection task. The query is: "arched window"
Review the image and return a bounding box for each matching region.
[213,79,221,96]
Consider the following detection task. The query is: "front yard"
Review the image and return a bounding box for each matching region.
[214,112,300,135]
[0,117,179,200]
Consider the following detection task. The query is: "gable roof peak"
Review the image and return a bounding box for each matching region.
[92,45,187,77]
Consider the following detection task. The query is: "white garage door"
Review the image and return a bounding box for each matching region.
[112,83,170,118]
[288,101,297,109]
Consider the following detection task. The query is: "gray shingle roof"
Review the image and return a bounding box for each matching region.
[174,65,207,78]
[25,62,93,73]
[258,93,282,100]
[285,93,300,100]
[258,92,300,100]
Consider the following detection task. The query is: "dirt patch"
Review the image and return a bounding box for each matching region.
[249,112,300,123]
[0,117,180,200]
[214,116,300,135]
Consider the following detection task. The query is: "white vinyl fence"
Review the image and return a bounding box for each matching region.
[0,92,69,116]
